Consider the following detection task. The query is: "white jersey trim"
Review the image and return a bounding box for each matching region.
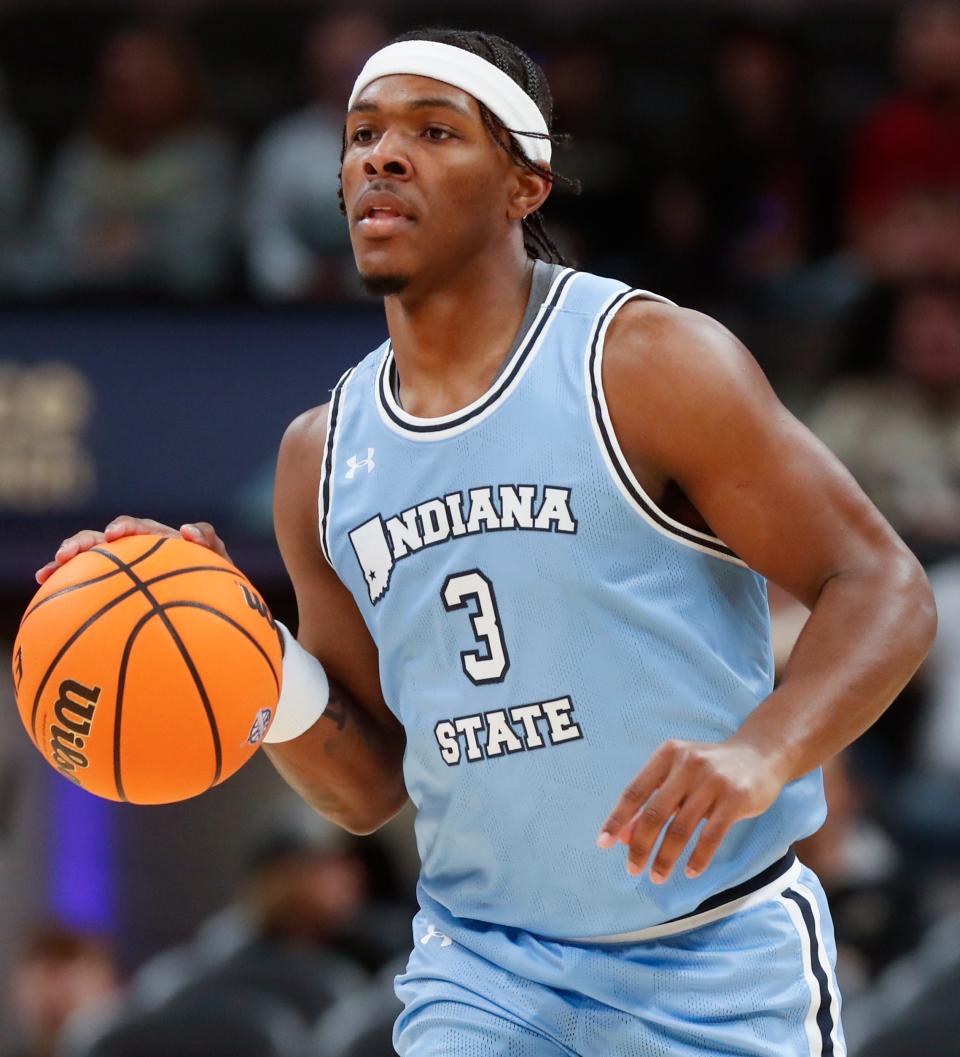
[317,366,355,567]
[374,267,578,441]
[585,287,747,566]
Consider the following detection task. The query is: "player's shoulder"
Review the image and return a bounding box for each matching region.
[275,405,330,543]
[608,299,748,369]
[281,403,330,458]
[604,298,763,400]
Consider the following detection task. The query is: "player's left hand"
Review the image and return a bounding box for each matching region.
[596,737,787,883]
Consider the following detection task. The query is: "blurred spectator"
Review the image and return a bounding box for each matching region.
[21,25,235,299]
[70,830,384,1056]
[843,912,960,1056]
[702,20,828,289]
[244,12,386,302]
[538,39,631,274]
[60,824,419,1056]
[6,923,119,1057]
[630,170,717,309]
[675,18,845,385]
[807,281,960,559]
[313,955,404,1057]
[128,827,404,1026]
[0,72,32,241]
[773,1,960,398]
[0,71,34,296]
[78,991,309,1057]
[848,1,960,284]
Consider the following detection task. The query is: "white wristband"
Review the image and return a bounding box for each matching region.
[263,622,330,744]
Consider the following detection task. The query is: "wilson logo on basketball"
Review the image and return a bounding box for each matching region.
[49,678,101,785]
[237,582,275,628]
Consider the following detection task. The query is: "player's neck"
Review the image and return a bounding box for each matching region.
[383,245,534,419]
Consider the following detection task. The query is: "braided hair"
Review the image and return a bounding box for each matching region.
[340,28,579,265]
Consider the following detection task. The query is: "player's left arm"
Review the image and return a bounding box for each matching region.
[596,302,937,882]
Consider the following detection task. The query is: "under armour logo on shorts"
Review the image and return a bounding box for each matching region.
[420,923,453,948]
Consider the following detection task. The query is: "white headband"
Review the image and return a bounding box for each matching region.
[348,40,552,166]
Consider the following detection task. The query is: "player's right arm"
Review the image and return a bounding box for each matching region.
[264,404,408,834]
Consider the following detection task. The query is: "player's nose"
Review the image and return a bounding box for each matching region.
[363,130,412,180]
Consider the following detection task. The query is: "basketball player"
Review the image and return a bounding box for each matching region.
[41,30,937,1057]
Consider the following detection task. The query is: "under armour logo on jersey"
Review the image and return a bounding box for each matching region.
[420,923,453,948]
[345,448,376,479]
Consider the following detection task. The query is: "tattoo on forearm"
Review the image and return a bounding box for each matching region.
[264,679,402,823]
[323,683,349,733]
[318,680,380,753]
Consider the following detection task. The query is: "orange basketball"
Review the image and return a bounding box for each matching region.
[11,534,283,804]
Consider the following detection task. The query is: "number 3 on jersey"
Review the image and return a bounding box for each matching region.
[441,570,510,685]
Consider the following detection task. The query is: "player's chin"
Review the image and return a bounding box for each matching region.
[358,269,411,297]
[354,248,417,297]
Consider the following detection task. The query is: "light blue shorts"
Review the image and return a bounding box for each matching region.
[394,860,845,1056]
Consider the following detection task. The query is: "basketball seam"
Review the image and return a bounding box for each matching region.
[113,607,160,802]
[27,562,240,740]
[89,547,224,794]
[161,601,281,690]
[20,538,168,627]
[30,580,145,741]
[113,599,279,803]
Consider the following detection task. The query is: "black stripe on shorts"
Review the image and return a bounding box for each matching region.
[784,886,836,1056]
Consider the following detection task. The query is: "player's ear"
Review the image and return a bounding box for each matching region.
[506,165,552,222]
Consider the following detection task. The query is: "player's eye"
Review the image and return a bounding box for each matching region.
[351,127,376,144]
[423,126,455,141]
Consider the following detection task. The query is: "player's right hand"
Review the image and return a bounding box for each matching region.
[35,515,231,585]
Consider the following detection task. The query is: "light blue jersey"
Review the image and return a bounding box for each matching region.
[321,264,827,941]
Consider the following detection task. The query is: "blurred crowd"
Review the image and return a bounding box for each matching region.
[0,3,953,325]
[0,11,381,303]
[4,828,413,1057]
[2,1,960,1055]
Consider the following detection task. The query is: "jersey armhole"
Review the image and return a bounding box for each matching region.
[317,366,355,567]
[584,288,747,567]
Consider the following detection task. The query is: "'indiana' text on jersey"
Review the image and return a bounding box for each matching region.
[350,483,577,604]
[319,265,826,941]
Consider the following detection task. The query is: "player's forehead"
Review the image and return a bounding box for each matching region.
[347,73,483,122]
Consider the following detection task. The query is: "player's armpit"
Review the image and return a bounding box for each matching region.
[267,405,407,834]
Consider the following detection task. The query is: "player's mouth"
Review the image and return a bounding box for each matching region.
[355,193,416,238]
